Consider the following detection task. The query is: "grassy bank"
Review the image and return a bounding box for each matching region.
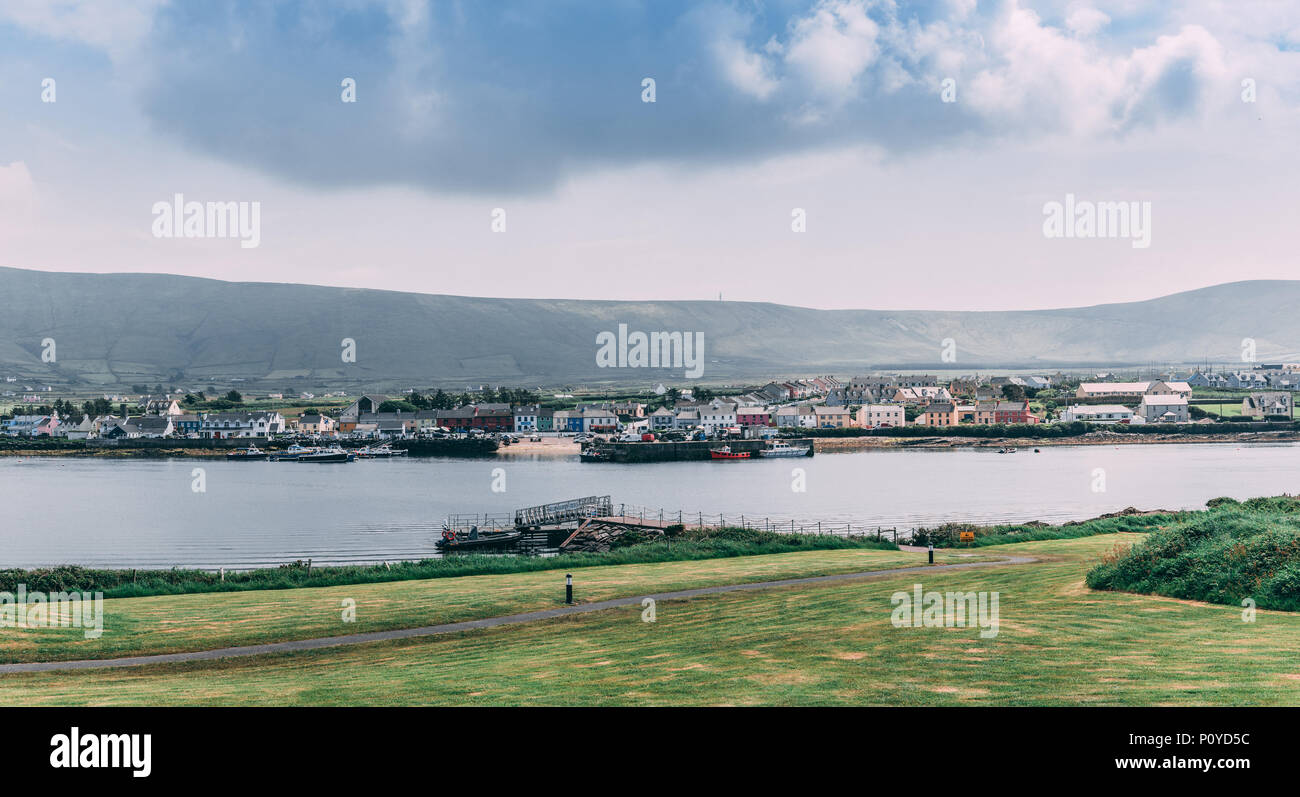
[0,527,898,599]
[1087,495,1300,611]
[910,508,1183,548]
[0,544,970,664]
[5,534,1298,705]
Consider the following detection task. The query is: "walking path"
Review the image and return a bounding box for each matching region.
[0,555,1035,674]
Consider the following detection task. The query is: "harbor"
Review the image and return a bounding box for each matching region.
[4,440,1299,570]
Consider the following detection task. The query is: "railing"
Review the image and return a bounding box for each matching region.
[444,512,513,531]
[606,502,911,541]
[513,495,613,528]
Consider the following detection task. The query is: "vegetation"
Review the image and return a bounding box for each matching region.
[1087,495,1300,611]
[0,528,897,600]
[911,509,1182,548]
[6,535,1298,705]
[0,545,956,665]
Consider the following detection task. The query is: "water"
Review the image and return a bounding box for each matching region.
[1,442,1297,569]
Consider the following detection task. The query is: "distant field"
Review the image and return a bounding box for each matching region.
[4,534,1297,706]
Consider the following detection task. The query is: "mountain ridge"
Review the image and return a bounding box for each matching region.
[1,266,1294,389]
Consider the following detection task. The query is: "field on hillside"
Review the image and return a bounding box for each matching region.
[4,534,1296,706]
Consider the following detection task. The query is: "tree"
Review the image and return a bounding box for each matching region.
[225,390,243,403]
[378,400,418,413]
[1001,384,1027,402]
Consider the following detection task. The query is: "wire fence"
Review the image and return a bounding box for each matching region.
[607,503,914,542]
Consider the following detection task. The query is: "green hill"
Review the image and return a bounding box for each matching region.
[2,266,1298,389]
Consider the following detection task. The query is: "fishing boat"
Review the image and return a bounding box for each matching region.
[225,445,267,461]
[297,447,354,463]
[756,440,810,458]
[437,527,522,550]
[268,444,317,461]
[579,447,611,462]
[709,445,751,460]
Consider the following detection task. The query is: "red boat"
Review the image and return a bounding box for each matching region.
[709,446,751,460]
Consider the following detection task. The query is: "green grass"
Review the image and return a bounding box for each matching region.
[0,528,898,599]
[1088,495,1300,611]
[4,534,1298,706]
[0,545,972,664]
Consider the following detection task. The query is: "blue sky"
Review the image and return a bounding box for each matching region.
[2,1,1299,309]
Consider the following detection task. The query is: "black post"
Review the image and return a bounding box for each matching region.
[565,573,573,605]
[928,543,934,565]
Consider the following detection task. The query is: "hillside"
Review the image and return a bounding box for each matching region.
[1,266,1297,389]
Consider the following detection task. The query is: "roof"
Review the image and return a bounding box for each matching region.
[1079,382,1150,393]
[1138,395,1190,408]
[1067,404,1132,414]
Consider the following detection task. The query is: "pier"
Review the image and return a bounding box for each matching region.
[580,438,815,463]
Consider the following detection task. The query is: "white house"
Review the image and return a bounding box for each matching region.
[697,402,737,433]
[1060,404,1134,424]
[1139,395,1189,424]
[855,404,906,428]
[513,405,540,432]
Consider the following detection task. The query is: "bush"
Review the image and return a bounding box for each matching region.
[1086,500,1300,611]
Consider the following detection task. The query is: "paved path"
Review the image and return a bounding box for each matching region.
[0,555,1034,674]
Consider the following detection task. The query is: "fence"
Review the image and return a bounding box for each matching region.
[609,502,912,542]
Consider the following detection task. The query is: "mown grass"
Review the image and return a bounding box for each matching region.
[0,545,976,664]
[0,528,898,599]
[1087,495,1300,611]
[4,534,1297,706]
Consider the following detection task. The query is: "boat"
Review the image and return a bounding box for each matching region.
[756,440,810,458]
[355,443,408,459]
[437,527,522,550]
[268,444,317,461]
[579,447,611,462]
[296,447,354,463]
[709,445,751,460]
[225,445,267,461]
[997,447,1018,454]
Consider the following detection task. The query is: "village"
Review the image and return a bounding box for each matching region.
[4,364,1298,443]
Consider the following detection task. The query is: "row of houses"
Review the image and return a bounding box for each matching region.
[2,411,289,439]
[1060,395,1191,424]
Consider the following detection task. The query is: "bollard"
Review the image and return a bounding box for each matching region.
[566,573,573,605]
[928,542,934,565]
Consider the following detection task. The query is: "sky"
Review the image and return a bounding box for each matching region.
[1,0,1299,311]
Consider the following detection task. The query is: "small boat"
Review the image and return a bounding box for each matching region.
[297,447,354,463]
[579,447,610,462]
[757,440,810,458]
[437,527,522,550]
[225,445,267,461]
[709,446,751,460]
[997,447,1018,454]
[269,444,317,461]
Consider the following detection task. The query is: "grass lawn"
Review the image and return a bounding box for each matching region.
[0,547,980,664]
[3,534,1298,706]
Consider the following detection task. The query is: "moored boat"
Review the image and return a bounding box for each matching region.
[709,445,751,460]
[756,440,810,458]
[437,527,521,550]
[269,444,316,461]
[225,445,267,461]
[297,446,354,462]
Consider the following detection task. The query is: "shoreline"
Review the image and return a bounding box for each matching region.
[811,430,1300,452]
[4,430,1299,459]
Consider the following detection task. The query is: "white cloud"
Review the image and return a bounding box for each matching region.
[784,0,880,97]
[0,0,167,59]
[0,162,35,202]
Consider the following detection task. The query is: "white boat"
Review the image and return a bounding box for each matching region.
[757,440,810,458]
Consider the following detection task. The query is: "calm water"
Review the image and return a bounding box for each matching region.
[2,442,1298,568]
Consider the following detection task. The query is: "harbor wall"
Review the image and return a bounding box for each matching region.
[587,438,814,463]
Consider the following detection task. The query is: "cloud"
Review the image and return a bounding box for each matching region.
[0,162,35,202]
[10,0,1285,195]
[0,0,167,59]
